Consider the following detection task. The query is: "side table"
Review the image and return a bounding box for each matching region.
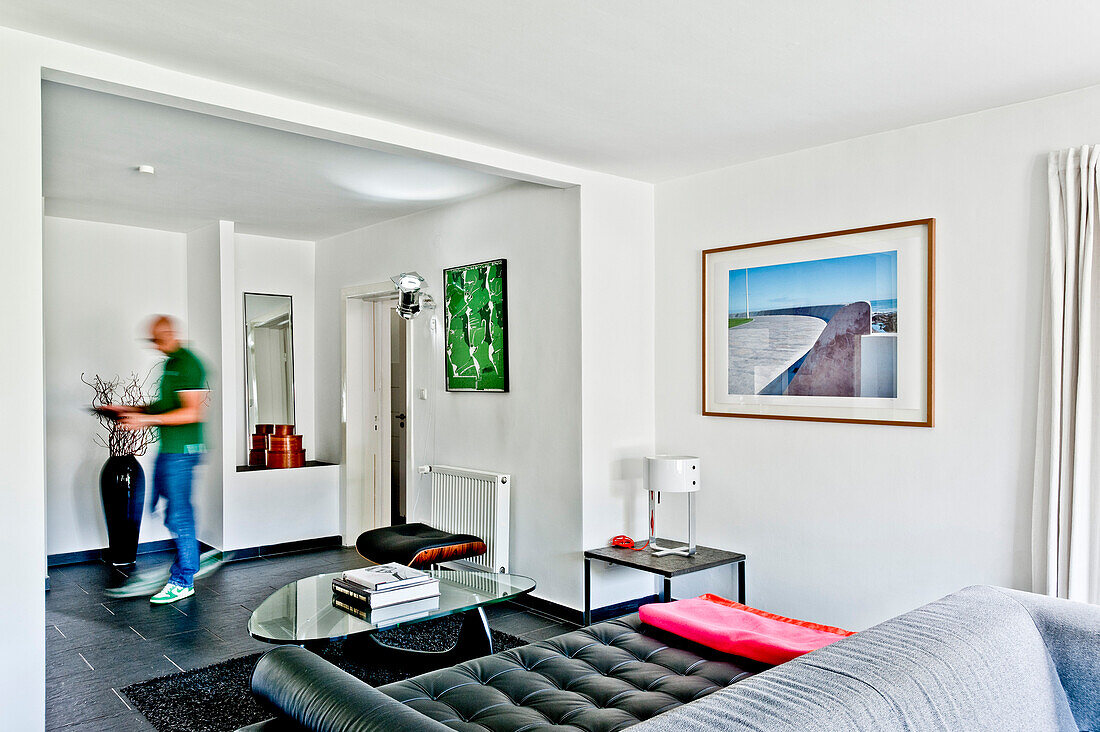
[583,540,746,626]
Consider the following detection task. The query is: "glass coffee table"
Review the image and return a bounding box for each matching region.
[249,568,536,666]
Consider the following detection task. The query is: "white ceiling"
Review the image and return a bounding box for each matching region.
[9,1,1100,182]
[42,82,514,239]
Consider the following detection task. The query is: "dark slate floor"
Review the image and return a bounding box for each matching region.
[45,547,578,731]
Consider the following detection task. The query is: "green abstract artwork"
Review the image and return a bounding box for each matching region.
[444,259,508,392]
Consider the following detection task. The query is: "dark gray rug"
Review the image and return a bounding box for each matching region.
[122,615,528,732]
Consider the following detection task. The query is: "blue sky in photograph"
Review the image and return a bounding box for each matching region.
[728,250,897,314]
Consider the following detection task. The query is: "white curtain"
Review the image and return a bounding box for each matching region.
[1033,146,1100,603]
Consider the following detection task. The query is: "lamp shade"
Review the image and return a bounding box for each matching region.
[644,455,700,493]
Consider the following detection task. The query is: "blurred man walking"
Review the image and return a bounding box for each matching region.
[104,315,209,604]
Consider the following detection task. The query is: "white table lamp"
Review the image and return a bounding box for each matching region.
[643,455,700,557]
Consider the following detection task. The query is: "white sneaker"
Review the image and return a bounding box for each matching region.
[150,582,195,604]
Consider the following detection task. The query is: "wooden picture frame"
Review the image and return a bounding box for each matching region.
[702,219,934,427]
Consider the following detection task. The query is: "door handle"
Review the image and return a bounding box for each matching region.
[394,413,406,420]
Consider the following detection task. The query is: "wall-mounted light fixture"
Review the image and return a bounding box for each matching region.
[391,272,434,320]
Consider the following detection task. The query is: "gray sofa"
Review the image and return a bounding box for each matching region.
[244,586,1100,731]
[631,586,1100,731]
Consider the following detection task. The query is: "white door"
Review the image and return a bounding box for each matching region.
[343,297,393,543]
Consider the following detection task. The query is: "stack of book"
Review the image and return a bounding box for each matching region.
[332,562,441,623]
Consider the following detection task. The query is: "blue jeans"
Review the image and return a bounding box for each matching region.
[153,452,201,588]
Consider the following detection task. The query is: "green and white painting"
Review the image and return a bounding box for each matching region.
[444,259,508,392]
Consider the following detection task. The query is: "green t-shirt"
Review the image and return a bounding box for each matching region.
[147,346,208,454]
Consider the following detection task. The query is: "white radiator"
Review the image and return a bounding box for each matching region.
[424,464,510,573]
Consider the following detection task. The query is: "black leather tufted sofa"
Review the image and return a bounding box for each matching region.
[238,614,770,732]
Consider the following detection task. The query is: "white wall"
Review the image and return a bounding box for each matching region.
[654,84,1100,630]
[0,36,45,729]
[185,221,233,548]
[222,232,340,551]
[44,217,187,555]
[41,222,325,557]
[578,178,657,609]
[316,183,586,607]
[227,464,340,549]
[42,221,330,557]
[232,233,317,464]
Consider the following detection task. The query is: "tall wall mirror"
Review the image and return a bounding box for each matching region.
[244,293,296,434]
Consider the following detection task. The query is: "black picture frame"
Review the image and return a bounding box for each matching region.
[443,259,509,393]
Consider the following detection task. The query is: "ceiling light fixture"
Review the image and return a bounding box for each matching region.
[136,165,155,175]
[391,272,434,320]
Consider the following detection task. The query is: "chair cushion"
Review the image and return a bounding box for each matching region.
[638,595,852,664]
[378,614,768,732]
[356,523,486,568]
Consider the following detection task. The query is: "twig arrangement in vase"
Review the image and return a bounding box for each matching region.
[83,371,159,457]
[82,369,159,566]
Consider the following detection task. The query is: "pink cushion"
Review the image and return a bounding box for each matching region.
[638,595,854,665]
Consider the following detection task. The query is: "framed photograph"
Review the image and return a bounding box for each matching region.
[702,219,934,426]
[444,259,509,392]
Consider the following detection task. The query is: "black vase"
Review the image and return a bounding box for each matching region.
[100,455,145,567]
